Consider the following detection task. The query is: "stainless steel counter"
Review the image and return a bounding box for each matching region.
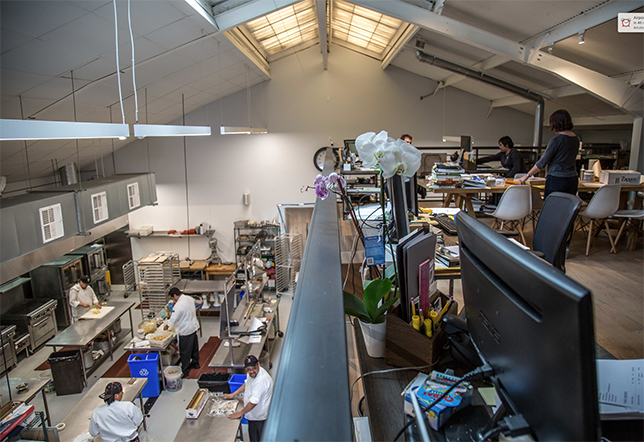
[59,377,147,442]
[0,377,52,425]
[208,297,280,370]
[46,301,135,348]
[173,279,225,293]
[173,399,241,442]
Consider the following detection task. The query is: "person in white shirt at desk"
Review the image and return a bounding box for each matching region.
[223,355,274,442]
[69,276,100,322]
[164,287,200,378]
[89,381,143,442]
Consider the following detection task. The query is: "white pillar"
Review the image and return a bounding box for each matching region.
[629,117,643,173]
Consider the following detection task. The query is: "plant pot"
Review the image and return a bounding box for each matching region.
[359,319,387,358]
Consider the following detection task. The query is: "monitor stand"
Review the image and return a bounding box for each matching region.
[442,405,494,441]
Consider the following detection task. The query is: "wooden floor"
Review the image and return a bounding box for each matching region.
[464,216,644,360]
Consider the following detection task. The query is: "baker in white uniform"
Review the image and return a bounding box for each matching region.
[223,354,274,442]
[89,381,143,442]
[69,276,99,322]
[164,287,200,378]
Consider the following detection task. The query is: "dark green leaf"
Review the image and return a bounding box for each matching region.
[363,279,392,319]
[343,291,369,322]
[373,296,399,323]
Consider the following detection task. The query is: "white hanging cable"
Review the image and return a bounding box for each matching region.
[246,67,251,129]
[113,0,125,124]
[127,0,139,123]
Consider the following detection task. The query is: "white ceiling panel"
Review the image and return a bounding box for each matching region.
[73,81,122,106]
[71,57,116,82]
[138,51,196,78]
[2,39,97,77]
[144,78,185,100]
[0,68,51,96]
[40,11,128,55]
[1,28,33,54]
[167,64,212,87]
[72,1,111,13]
[22,76,88,101]
[101,36,168,67]
[144,17,204,50]
[0,0,87,38]
[93,0,186,37]
[130,66,167,90]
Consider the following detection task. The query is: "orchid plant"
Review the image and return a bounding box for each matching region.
[307,131,422,324]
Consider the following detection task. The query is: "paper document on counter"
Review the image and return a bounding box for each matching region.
[597,359,644,420]
[247,317,264,343]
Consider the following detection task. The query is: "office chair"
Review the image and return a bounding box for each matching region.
[489,185,532,244]
[576,184,621,255]
[532,192,582,273]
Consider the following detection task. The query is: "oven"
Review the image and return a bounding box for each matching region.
[67,244,110,301]
[2,299,58,350]
[0,325,17,375]
[31,255,83,328]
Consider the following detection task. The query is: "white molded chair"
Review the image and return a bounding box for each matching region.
[576,184,621,255]
[490,185,532,244]
[514,174,544,231]
[612,209,644,252]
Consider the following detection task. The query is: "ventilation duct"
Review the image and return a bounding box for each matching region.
[58,163,78,186]
[416,50,545,148]
[0,173,157,284]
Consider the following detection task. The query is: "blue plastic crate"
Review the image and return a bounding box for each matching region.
[127,353,161,398]
[228,374,248,424]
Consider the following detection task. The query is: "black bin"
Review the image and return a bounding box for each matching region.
[197,372,231,393]
[48,350,84,396]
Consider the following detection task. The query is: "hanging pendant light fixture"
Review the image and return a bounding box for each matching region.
[220,66,267,135]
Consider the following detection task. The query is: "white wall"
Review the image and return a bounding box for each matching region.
[114,45,535,262]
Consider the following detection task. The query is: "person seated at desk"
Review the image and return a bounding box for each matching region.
[476,136,526,178]
[89,381,143,442]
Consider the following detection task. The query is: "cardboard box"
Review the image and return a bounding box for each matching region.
[599,170,641,185]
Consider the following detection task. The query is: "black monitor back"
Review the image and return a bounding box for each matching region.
[456,211,600,441]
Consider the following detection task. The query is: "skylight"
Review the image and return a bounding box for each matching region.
[332,0,403,57]
[245,0,318,56]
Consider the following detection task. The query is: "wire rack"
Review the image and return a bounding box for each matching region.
[275,233,302,297]
[135,252,180,319]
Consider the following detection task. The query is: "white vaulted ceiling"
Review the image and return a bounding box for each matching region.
[1,0,642,184]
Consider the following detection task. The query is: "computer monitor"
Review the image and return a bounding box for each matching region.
[455,211,600,441]
[344,139,357,155]
[405,174,419,217]
[219,275,239,337]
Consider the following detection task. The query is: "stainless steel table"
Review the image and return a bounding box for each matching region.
[0,377,52,426]
[173,399,241,442]
[59,377,147,442]
[208,297,281,371]
[46,301,136,383]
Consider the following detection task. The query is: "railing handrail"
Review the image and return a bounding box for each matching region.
[263,149,352,441]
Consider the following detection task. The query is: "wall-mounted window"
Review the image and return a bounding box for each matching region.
[91,191,109,224]
[127,182,141,209]
[40,203,64,243]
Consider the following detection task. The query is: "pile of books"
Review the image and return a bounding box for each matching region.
[430,163,464,188]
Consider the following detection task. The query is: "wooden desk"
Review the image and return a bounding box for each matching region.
[204,263,237,281]
[59,377,147,442]
[430,184,512,216]
[180,260,209,280]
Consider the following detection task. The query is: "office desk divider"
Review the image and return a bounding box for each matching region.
[385,291,457,368]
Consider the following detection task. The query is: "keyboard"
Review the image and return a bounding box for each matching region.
[434,215,458,235]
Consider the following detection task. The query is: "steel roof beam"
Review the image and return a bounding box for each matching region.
[317,0,328,70]
[350,0,643,116]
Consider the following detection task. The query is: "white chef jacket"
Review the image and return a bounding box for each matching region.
[167,294,199,336]
[69,283,99,320]
[244,366,274,421]
[89,400,143,442]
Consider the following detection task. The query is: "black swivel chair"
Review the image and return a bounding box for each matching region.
[444,192,582,368]
[532,191,582,273]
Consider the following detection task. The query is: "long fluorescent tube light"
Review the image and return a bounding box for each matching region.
[133,124,211,138]
[184,0,218,29]
[220,126,268,135]
[0,119,129,141]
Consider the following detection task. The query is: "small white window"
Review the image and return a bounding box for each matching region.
[40,203,64,243]
[127,182,141,209]
[91,191,109,224]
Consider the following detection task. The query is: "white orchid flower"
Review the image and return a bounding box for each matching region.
[355,130,394,169]
[379,139,422,179]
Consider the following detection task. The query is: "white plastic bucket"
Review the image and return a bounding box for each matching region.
[164,366,182,392]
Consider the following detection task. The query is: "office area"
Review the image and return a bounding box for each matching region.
[1,1,643,441]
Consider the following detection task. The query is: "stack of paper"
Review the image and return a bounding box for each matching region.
[596,359,643,420]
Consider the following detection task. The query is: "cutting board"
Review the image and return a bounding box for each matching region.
[80,306,114,320]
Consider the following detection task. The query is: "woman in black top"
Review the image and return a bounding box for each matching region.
[476,136,526,178]
[519,109,580,198]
